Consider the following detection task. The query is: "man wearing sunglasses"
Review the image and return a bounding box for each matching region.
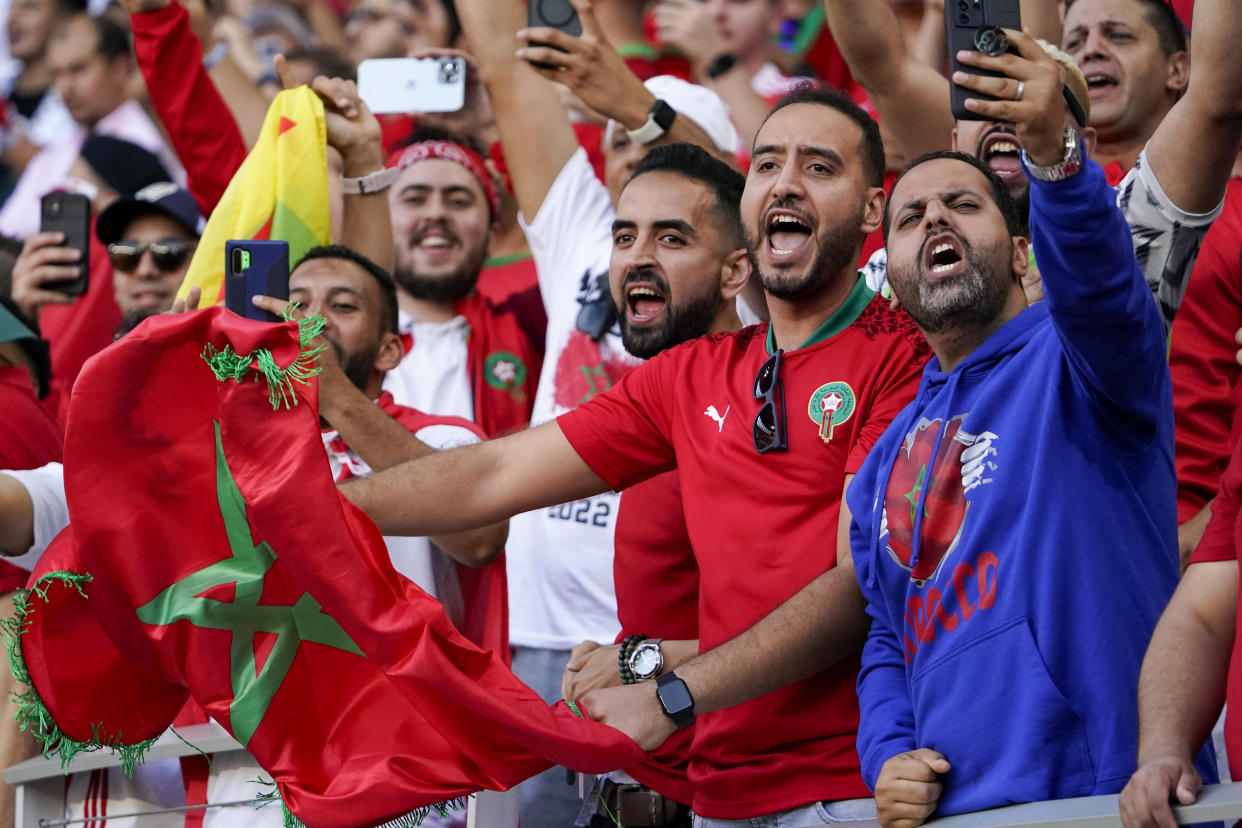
[340,85,930,826]
[95,181,203,332]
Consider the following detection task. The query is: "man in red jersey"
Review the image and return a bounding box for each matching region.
[341,85,928,825]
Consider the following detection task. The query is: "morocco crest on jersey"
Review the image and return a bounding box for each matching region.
[7,308,643,828]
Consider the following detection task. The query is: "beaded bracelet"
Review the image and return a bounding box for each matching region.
[617,634,647,685]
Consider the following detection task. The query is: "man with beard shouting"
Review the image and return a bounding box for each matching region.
[342,85,930,825]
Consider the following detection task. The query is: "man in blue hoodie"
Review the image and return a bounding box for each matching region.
[846,27,1217,828]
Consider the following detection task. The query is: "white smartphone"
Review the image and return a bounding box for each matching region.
[356,57,466,114]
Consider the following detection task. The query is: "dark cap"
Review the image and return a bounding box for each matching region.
[95,182,206,246]
[79,135,172,198]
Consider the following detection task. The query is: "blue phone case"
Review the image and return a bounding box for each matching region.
[225,240,290,322]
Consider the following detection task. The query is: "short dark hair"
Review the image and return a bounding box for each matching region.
[761,83,886,188]
[882,150,1027,241]
[628,142,747,249]
[1064,0,1186,55]
[398,123,487,156]
[88,14,131,62]
[293,245,400,335]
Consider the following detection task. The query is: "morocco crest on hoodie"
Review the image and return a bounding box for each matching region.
[7,307,643,828]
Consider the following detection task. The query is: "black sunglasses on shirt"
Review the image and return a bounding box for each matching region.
[752,348,787,454]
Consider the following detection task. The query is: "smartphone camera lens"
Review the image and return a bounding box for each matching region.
[957,1,968,9]
[974,25,1009,56]
[438,58,460,84]
[958,12,971,24]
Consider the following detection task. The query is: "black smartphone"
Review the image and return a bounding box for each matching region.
[946,0,1022,121]
[224,240,289,323]
[526,0,581,70]
[39,192,90,297]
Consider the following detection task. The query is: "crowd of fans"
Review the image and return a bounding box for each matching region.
[0,0,1240,825]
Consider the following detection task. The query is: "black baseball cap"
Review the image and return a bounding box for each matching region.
[96,182,206,246]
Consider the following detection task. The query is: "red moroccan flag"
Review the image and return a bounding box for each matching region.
[9,307,644,828]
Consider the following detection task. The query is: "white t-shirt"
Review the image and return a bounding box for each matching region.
[0,461,66,571]
[382,309,475,421]
[508,148,642,650]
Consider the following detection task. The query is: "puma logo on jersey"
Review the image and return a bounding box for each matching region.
[704,405,730,432]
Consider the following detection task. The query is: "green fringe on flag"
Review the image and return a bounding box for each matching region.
[201,312,327,411]
[3,570,157,775]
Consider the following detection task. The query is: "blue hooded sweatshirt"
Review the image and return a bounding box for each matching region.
[848,158,1216,815]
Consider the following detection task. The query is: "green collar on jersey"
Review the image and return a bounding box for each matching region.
[766,274,874,355]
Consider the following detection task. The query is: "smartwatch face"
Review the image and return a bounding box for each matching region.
[658,678,694,715]
[632,645,661,678]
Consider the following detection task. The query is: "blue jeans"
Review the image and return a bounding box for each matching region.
[512,645,582,827]
[692,797,877,827]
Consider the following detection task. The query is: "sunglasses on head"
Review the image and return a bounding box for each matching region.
[752,348,787,454]
[108,239,196,274]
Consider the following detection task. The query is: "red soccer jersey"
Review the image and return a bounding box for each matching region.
[559,280,928,817]
[1171,178,1242,522]
[1188,430,1242,773]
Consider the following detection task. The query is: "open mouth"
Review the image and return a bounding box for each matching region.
[1084,71,1118,99]
[625,282,667,324]
[981,131,1022,181]
[765,212,813,259]
[923,233,965,280]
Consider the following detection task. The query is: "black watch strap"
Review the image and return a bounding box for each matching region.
[655,671,696,729]
[626,99,677,145]
[704,52,738,79]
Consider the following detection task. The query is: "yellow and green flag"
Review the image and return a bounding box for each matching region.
[177,87,331,306]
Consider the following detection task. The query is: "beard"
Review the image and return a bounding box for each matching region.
[617,268,721,360]
[332,337,379,391]
[889,231,1013,335]
[393,227,488,304]
[746,202,865,303]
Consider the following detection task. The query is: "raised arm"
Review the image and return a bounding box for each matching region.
[821,0,955,159]
[340,420,609,537]
[451,0,580,219]
[515,0,728,159]
[1142,0,1242,215]
[124,0,248,215]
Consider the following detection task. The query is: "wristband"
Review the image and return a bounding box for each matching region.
[340,166,400,195]
[625,100,676,146]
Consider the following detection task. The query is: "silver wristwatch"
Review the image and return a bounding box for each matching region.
[628,638,664,681]
[1021,126,1083,182]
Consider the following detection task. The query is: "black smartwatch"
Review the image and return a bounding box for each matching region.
[626,99,677,145]
[655,671,696,729]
